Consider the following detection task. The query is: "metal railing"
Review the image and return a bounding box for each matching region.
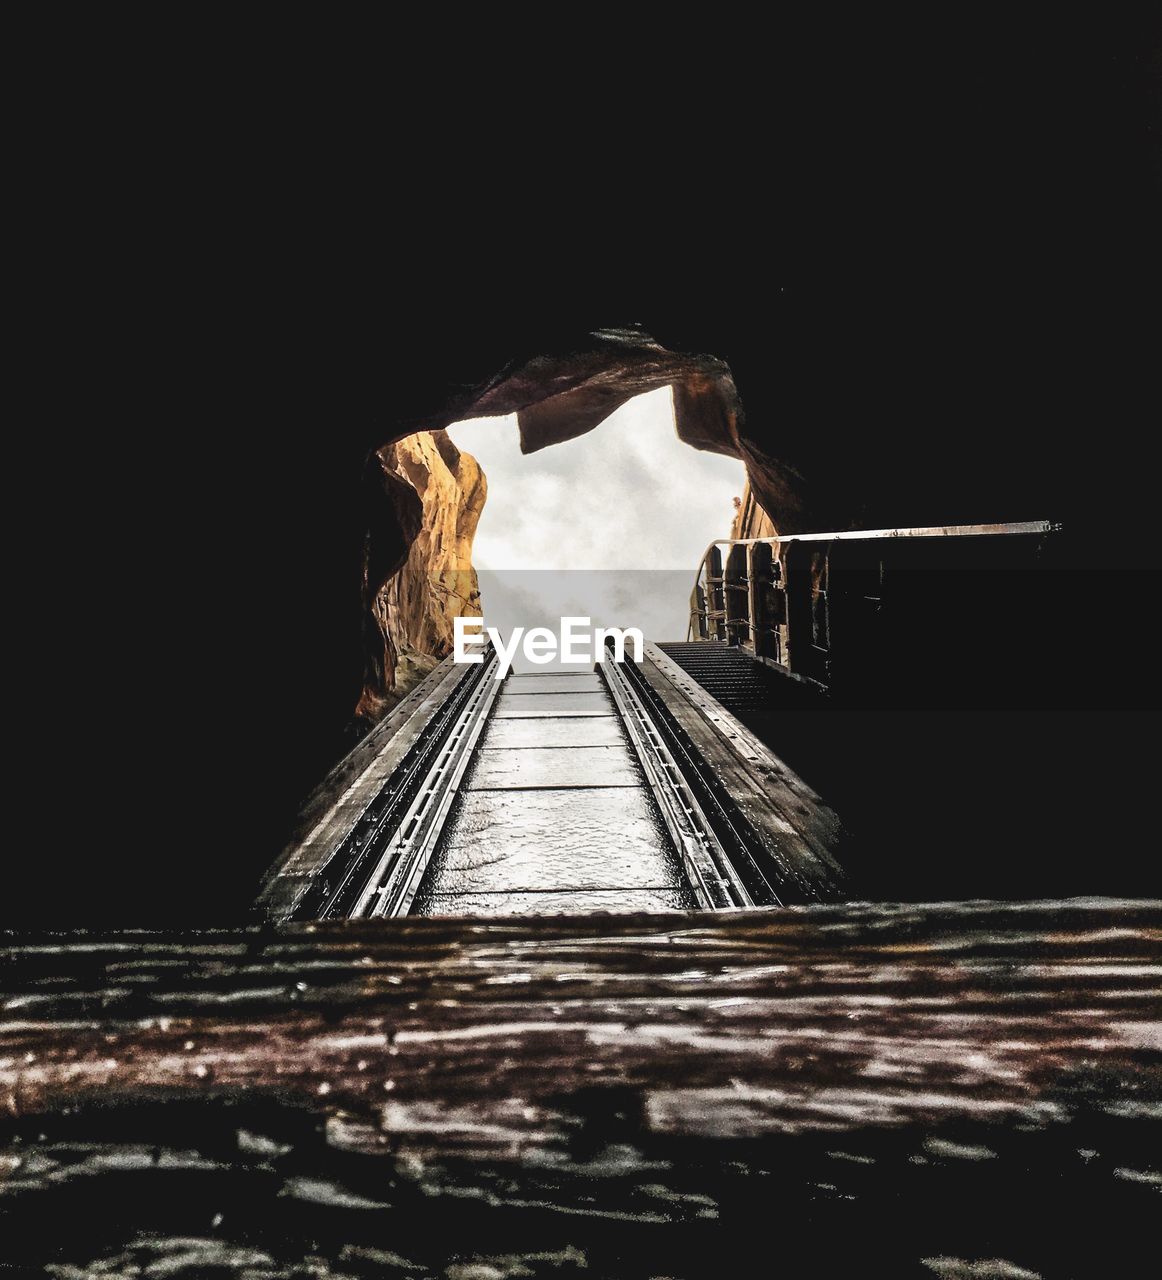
[687,520,1061,669]
[688,537,783,655]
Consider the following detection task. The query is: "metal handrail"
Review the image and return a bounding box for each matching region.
[687,519,1061,645]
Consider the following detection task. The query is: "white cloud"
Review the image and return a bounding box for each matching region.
[447,386,743,572]
[446,386,744,654]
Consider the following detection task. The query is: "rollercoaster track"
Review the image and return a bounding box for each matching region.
[609,649,788,906]
[286,652,498,920]
[599,654,758,909]
[350,648,503,919]
[263,641,839,923]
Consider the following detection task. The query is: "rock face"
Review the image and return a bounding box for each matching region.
[730,479,778,541]
[356,430,485,724]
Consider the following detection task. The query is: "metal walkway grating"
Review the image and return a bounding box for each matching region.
[655,643,824,717]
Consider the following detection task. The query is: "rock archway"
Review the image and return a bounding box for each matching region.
[355,327,773,722]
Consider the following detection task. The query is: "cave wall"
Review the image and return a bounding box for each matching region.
[353,317,1044,724]
[356,430,485,725]
[730,479,778,541]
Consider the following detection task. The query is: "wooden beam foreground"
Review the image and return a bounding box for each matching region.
[2,899,1159,1276]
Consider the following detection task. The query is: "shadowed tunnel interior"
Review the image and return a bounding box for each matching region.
[103,292,1154,929]
[6,21,1159,1280]
[46,291,1160,928]
[24,12,1159,927]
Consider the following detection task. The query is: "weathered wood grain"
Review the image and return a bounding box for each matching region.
[638,643,847,901]
[2,900,1159,1276]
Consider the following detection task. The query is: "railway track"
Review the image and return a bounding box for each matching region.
[259,642,846,922]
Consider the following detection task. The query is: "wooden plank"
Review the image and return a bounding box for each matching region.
[415,787,686,897]
[466,745,641,790]
[283,654,465,840]
[648,643,838,822]
[0,900,1158,1276]
[256,656,473,919]
[637,644,846,901]
[504,672,603,694]
[419,888,694,915]
[492,691,613,718]
[482,716,625,748]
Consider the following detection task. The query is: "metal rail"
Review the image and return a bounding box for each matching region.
[278,648,787,919]
[300,651,499,920]
[600,654,755,910]
[352,649,503,918]
[611,647,801,906]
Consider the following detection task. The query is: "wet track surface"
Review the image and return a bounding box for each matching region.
[258,644,845,923]
[412,670,694,915]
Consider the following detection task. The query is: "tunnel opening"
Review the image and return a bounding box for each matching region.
[451,384,746,673]
[353,328,756,724]
[253,320,1153,925]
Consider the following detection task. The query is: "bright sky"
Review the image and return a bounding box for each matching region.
[446,386,744,660]
[447,386,742,570]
